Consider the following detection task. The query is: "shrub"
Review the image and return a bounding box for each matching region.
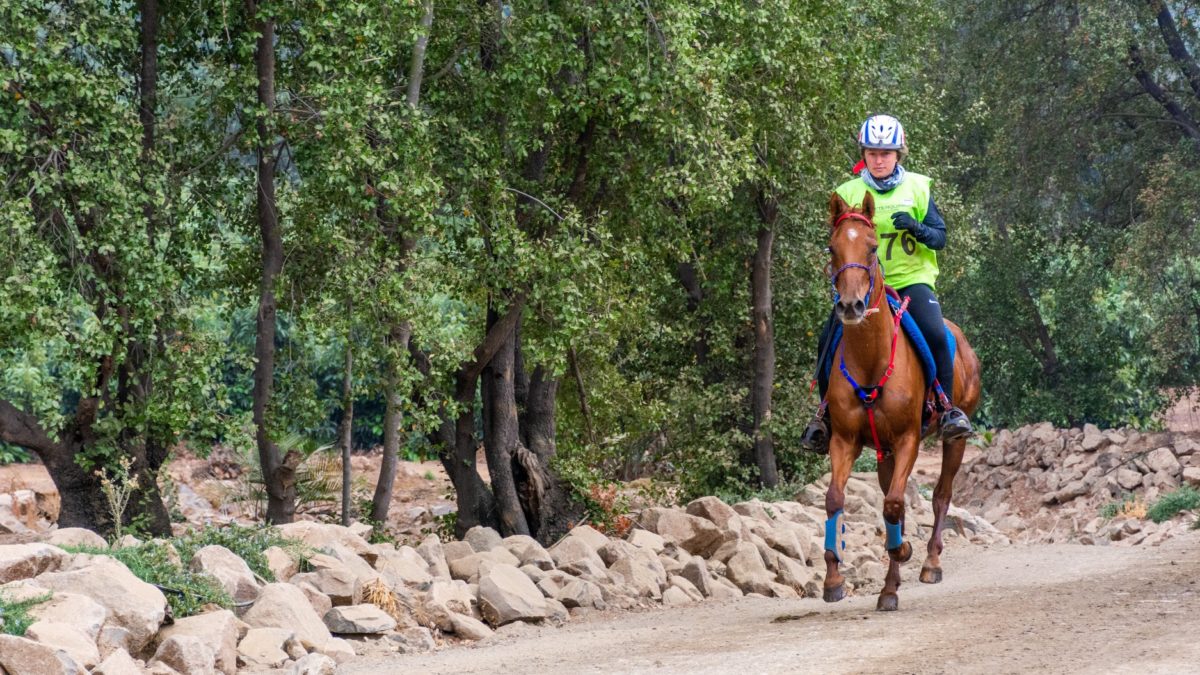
[0,591,52,636]
[62,543,231,618]
[1147,486,1200,524]
[1100,493,1146,520]
[172,524,310,581]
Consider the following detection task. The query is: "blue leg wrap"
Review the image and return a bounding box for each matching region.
[824,510,846,563]
[886,519,904,550]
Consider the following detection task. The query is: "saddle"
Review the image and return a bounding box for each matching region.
[820,288,957,435]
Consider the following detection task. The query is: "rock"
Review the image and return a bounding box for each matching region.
[388,626,436,654]
[288,653,338,675]
[554,578,606,609]
[28,592,108,642]
[679,557,714,598]
[732,500,775,523]
[658,553,684,575]
[289,555,359,605]
[477,564,549,626]
[25,621,100,669]
[544,598,570,627]
[607,550,666,599]
[566,525,612,553]
[520,564,549,585]
[150,635,215,675]
[708,575,744,600]
[275,522,376,564]
[376,548,434,589]
[263,546,298,582]
[1116,468,1143,491]
[638,508,722,557]
[1153,469,1180,490]
[548,537,607,574]
[501,535,554,571]
[96,625,133,661]
[157,609,242,675]
[441,540,475,564]
[91,649,141,675]
[448,548,520,582]
[449,613,494,640]
[597,539,640,567]
[0,634,83,674]
[758,525,806,563]
[31,555,166,654]
[685,496,744,536]
[45,528,107,550]
[668,575,704,602]
[241,583,332,650]
[321,544,378,580]
[725,542,775,596]
[323,604,398,635]
[465,526,504,552]
[763,549,815,596]
[1146,447,1182,476]
[661,586,695,606]
[294,581,334,618]
[1081,426,1108,452]
[419,579,477,631]
[238,627,294,669]
[626,529,666,553]
[315,637,356,664]
[190,545,261,604]
[415,534,452,580]
[1182,466,1200,486]
[0,543,69,584]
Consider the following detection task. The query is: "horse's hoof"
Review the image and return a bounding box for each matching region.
[888,541,913,563]
[823,584,846,603]
[876,593,899,612]
[919,566,943,584]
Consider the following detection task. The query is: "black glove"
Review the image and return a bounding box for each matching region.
[891,212,920,232]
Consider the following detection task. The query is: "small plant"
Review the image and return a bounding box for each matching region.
[1147,486,1200,524]
[0,591,52,636]
[61,542,231,618]
[581,483,634,537]
[0,442,32,465]
[423,470,436,481]
[432,510,457,541]
[852,453,878,473]
[1099,493,1145,520]
[173,524,309,581]
[96,456,139,540]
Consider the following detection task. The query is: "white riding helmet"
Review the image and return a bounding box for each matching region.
[858,114,907,152]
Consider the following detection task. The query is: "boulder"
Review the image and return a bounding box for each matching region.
[685,496,743,535]
[91,649,141,675]
[28,591,108,642]
[1183,466,1200,487]
[1116,468,1143,491]
[732,500,775,523]
[564,525,610,553]
[0,543,69,584]
[294,580,334,618]
[388,626,437,654]
[0,635,82,675]
[418,579,477,631]
[448,548,520,582]
[725,542,775,596]
[464,526,504,553]
[668,575,704,602]
[520,564,549,585]
[376,548,434,589]
[275,522,376,564]
[157,609,243,675]
[31,555,166,653]
[45,528,107,550]
[25,621,100,669]
[1081,426,1108,452]
[237,627,294,669]
[449,613,494,640]
[149,635,216,675]
[415,534,452,579]
[679,557,714,598]
[190,544,260,604]
[289,555,360,605]
[1146,447,1182,476]
[503,535,555,570]
[323,604,398,635]
[315,637,356,664]
[241,583,332,649]
[288,653,338,675]
[549,537,607,575]
[263,545,298,582]
[597,538,640,566]
[554,578,606,610]
[626,529,666,553]
[477,564,549,626]
[638,508,722,557]
[661,586,696,607]
[607,550,666,599]
[441,540,475,564]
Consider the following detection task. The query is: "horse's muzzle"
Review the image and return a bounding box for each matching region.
[835,296,867,324]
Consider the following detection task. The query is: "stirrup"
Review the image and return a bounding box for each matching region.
[939,407,972,440]
[801,410,830,455]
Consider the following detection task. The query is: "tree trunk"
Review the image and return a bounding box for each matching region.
[248,0,299,524]
[339,333,354,526]
[520,366,582,543]
[481,305,531,537]
[371,323,411,523]
[676,261,711,372]
[567,346,595,444]
[750,189,779,487]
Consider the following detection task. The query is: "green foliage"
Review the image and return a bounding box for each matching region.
[1147,487,1200,524]
[0,591,51,636]
[62,544,231,618]
[1100,493,1139,520]
[172,524,307,582]
[0,444,32,465]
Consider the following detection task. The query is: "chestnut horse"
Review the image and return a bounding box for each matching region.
[822,192,981,612]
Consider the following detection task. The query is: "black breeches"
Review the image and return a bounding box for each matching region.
[896,283,954,401]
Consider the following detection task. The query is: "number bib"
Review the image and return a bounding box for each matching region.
[835,172,939,290]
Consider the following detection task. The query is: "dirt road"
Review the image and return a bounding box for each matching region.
[342,531,1200,675]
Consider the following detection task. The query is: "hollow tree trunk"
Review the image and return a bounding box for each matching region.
[248,0,300,524]
[520,365,582,543]
[750,189,779,487]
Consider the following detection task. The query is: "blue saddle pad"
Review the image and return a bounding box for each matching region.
[821,295,955,394]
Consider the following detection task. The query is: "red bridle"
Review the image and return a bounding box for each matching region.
[829,211,884,312]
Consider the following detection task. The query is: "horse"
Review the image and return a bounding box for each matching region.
[821,191,982,612]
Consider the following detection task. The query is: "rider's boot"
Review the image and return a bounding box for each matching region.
[939,404,973,440]
[801,402,831,455]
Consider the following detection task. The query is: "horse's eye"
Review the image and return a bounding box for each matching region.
[870,246,878,255]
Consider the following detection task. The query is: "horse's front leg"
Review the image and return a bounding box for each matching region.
[822,432,859,603]
[921,434,967,584]
[878,432,919,612]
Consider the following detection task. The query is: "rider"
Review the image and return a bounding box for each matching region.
[801,113,973,454]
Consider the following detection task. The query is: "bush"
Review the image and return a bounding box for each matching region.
[62,543,231,618]
[1099,493,1145,520]
[0,590,52,636]
[1147,486,1200,524]
[172,524,310,581]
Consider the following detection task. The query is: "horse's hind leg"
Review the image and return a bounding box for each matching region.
[921,434,966,584]
[822,434,857,603]
[877,434,918,612]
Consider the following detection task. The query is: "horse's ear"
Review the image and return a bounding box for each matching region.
[828,192,848,227]
[861,192,876,221]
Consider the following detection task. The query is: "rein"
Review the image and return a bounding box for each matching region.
[829,210,905,462]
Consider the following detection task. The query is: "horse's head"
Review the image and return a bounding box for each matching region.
[827,192,879,326]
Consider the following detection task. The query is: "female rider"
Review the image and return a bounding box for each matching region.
[801,114,972,453]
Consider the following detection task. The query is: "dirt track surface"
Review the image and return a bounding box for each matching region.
[342,531,1200,675]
